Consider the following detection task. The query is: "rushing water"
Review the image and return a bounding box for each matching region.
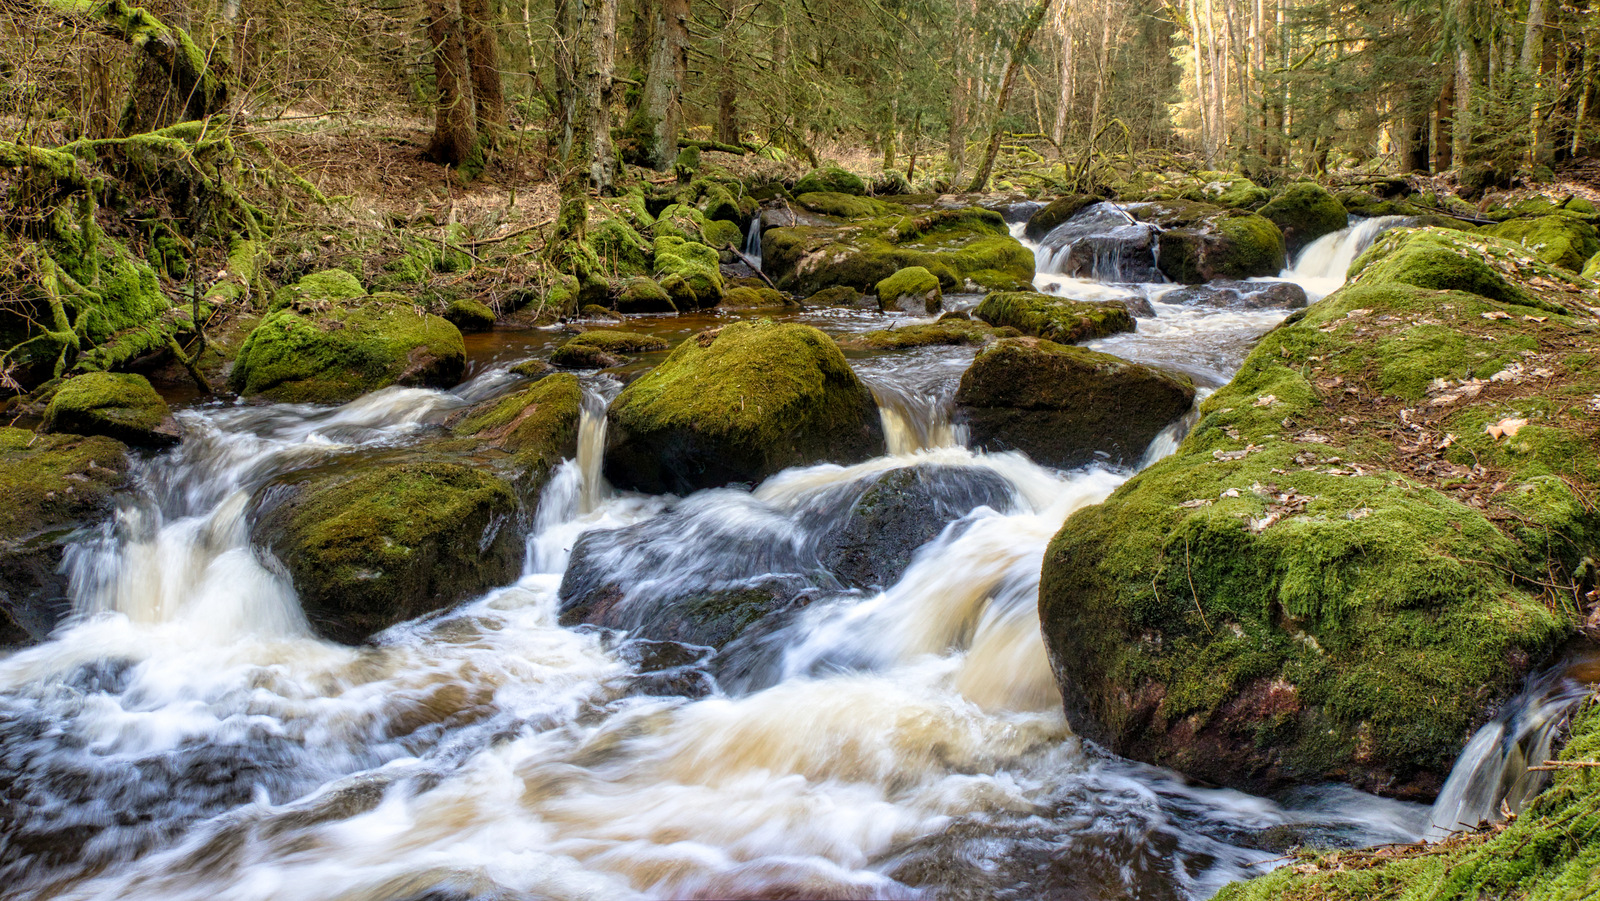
[1,213,1572,900]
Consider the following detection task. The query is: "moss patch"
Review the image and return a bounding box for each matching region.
[1259,183,1349,255]
[794,167,866,196]
[876,266,942,314]
[42,372,175,447]
[973,291,1136,344]
[1487,214,1600,273]
[652,236,723,310]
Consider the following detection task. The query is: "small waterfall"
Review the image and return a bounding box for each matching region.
[743,217,763,271]
[1424,654,1598,840]
[1036,202,1163,283]
[1136,394,1207,470]
[870,381,967,454]
[577,383,611,514]
[1281,215,1414,300]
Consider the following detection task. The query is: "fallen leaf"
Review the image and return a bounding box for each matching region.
[1178,499,1213,508]
[1481,311,1512,320]
[1485,417,1528,439]
[1254,394,1279,407]
[1523,315,1548,322]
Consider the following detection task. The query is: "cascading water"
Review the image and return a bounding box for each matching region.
[1281,215,1414,300]
[870,379,968,454]
[1034,202,1163,283]
[742,217,763,271]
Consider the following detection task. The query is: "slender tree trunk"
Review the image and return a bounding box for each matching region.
[579,0,618,192]
[460,0,505,134]
[1454,41,1474,167]
[715,0,741,144]
[948,0,978,182]
[1052,5,1075,148]
[966,0,1057,192]
[426,0,479,167]
[640,0,690,169]
[1434,76,1454,170]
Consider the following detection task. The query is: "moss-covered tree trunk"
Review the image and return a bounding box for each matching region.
[425,0,480,168]
[639,0,689,170]
[966,0,1055,192]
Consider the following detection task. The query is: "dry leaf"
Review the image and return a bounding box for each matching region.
[1523,315,1548,322]
[1481,311,1512,320]
[1485,417,1528,439]
[1178,499,1213,508]
[1254,394,1279,407]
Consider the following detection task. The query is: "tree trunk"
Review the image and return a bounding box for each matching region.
[640,0,690,170]
[1453,41,1474,167]
[715,0,741,145]
[575,0,618,192]
[1051,4,1075,148]
[1434,76,1454,170]
[966,0,1056,192]
[460,0,505,134]
[425,0,480,167]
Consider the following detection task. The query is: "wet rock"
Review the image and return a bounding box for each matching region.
[818,464,1015,589]
[0,427,129,648]
[973,291,1136,344]
[548,343,623,370]
[41,372,179,447]
[449,372,583,499]
[1034,202,1163,282]
[604,320,884,494]
[614,276,676,314]
[721,286,792,309]
[804,285,866,307]
[876,266,942,314]
[1159,279,1308,310]
[1258,183,1348,256]
[1038,226,1591,801]
[251,460,520,644]
[955,337,1195,468]
[652,236,724,310]
[550,329,668,369]
[1486,214,1600,273]
[1156,211,1286,284]
[229,271,465,404]
[844,318,1011,350]
[1023,195,1100,241]
[578,304,625,322]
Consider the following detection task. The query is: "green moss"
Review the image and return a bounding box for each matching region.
[0,426,128,541]
[652,236,723,310]
[703,218,743,247]
[1259,183,1349,253]
[973,291,1135,343]
[797,192,898,220]
[1216,213,1289,276]
[443,298,496,332]
[586,216,654,277]
[1024,195,1100,240]
[721,286,792,309]
[1183,171,1271,209]
[614,276,675,313]
[1351,229,1535,308]
[272,269,365,311]
[42,372,172,446]
[652,203,712,243]
[230,291,466,403]
[846,318,1009,350]
[564,329,669,353]
[452,372,582,486]
[1487,214,1600,273]
[804,286,864,306]
[794,167,866,196]
[876,266,942,313]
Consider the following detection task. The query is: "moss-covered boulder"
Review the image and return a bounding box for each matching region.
[804,286,865,307]
[721,286,792,309]
[1038,226,1597,801]
[1214,703,1600,901]
[844,318,1013,350]
[230,276,466,404]
[1023,195,1100,241]
[763,207,1035,296]
[1487,214,1600,273]
[549,329,669,369]
[1159,279,1308,310]
[614,276,676,314]
[973,291,1136,344]
[605,320,884,494]
[586,216,654,276]
[1258,183,1348,256]
[0,427,129,647]
[252,461,520,644]
[794,167,866,196]
[652,236,724,310]
[1157,212,1287,283]
[797,192,898,220]
[1180,171,1271,209]
[443,298,496,332]
[42,372,178,447]
[450,372,583,499]
[876,266,942,314]
[955,337,1195,468]
[1584,252,1600,281]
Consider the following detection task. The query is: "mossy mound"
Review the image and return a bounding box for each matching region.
[1348,227,1564,310]
[443,298,496,332]
[804,286,865,306]
[652,236,723,310]
[955,337,1195,468]
[564,330,670,354]
[586,216,654,276]
[1215,702,1600,901]
[1038,226,1598,801]
[1024,195,1100,241]
[652,204,715,244]
[272,268,365,308]
[451,372,582,498]
[973,291,1136,344]
[0,427,129,647]
[1157,211,1287,283]
[721,286,792,309]
[578,304,624,322]
[548,343,623,369]
[614,276,676,314]
[763,207,1035,296]
[1180,172,1271,209]
[797,192,899,220]
[1487,214,1600,273]
[252,461,520,644]
[1258,183,1349,256]
[845,318,1012,350]
[230,279,466,404]
[1584,253,1600,281]
[604,320,884,494]
[794,167,866,196]
[42,372,178,447]
[876,266,942,314]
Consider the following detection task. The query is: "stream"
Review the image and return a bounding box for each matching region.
[0,208,1582,900]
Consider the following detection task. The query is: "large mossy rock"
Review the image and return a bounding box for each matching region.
[1023,195,1100,241]
[1156,210,1287,283]
[763,207,1035,296]
[0,427,129,648]
[253,461,520,644]
[1039,226,1599,800]
[652,236,724,310]
[1258,182,1348,256]
[955,337,1195,468]
[1487,214,1600,273]
[605,320,884,494]
[973,291,1136,344]
[614,276,676,313]
[549,329,669,370]
[876,266,942,314]
[42,372,178,447]
[230,272,466,403]
[794,167,866,196]
[450,372,583,499]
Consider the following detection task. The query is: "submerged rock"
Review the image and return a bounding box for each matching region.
[1039,226,1596,800]
[42,372,179,447]
[0,427,129,648]
[955,337,1195,468]
[229,271,465,403]
[1258,182,1348,255]
[973,291,1136,344]
[604,320,883,494]
[876,266,943,314]
[252,461,520,644]
[1159,279,1308,310]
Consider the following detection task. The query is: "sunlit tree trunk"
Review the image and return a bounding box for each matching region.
[967,0,1056,191]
